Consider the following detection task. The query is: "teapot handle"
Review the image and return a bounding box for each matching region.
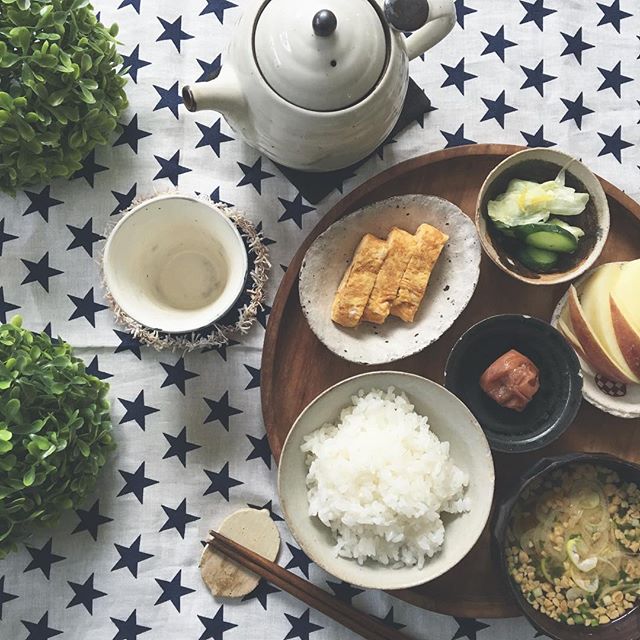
[404,0,456,61]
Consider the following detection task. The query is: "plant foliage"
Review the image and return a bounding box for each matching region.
[0,316,114,558]
[0,0,128,194]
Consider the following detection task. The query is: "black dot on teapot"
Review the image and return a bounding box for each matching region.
[313,10,338,37]
[384,0,430,32]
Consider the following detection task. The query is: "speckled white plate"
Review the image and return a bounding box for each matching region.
[551,269,640,419]
[298,195,481,365]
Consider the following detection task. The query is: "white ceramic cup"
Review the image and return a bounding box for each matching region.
[103,195,248,334]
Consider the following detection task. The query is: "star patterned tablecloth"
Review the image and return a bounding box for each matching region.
[1,0,639,639]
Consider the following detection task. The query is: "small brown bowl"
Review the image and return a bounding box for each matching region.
[494,452,640,640]
[476,148,610,286]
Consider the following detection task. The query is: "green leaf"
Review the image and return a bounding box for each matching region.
[0,430,12,441]
[0,93,13,111]
[16,0,30,10]
[77,440,90,457]
[22,466,35,487]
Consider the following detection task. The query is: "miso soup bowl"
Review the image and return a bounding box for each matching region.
[103,194,248,334]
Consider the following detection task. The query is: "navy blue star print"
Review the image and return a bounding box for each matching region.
[160,498,200,538]
[0,287,20,323]
[284,609,323,640]
[598,62,632,97]
[24,539,65,580]
[598,125,633,162]
[560,93,594,129]
[23,186,63,222]
[86,355,113,380]
[0,219,17,256]
[118,462,159,504]
[66,219,105,257]
[112,536,154,578]
[285,543,312,578]
[204,391,242,430]
[238,158,274,194]
[521,126,555,147]
[481,91,517,128]
[114,329,143,359]
[452,617,490,640]
[68,287,108,327]
[520,61,556,95]
[278,194,315,229]
[163,426,201,467]
[157,16,193,52]
[441,124,475,148]
[119,391,159,430]
[326,580,364,604]
[454,0,476,28]
[111,184,137,216]
[21,253,63,292]
[256,302,271,330]
[111,610,151,640]
[72,500,113,541]
[255,221,276,246]
[197,606,237,640]
[561,28,594,64]
[121,45,150,84]
[67,574,107,614]
[114,114,151,153]
[200,0,237,23]
[597,0,632,32]
[196,120,233,157]
[247,499,284,522]
[118,0,140,14]
[154,151,191,186]
[155,570,195,611]
[441,58,477,94]
[242,580,280,609]
[160,358,199,394]
[378,607,406,630]
[21,612,62,640]
[153,82,182,119]
[481,27,517,61]
[244,364,261,390]
[0,576,18,620]
[197,55,222,82]
[520,0,555,30]
[72,150,108,187]
[203,462,243,501]
[246,434,272,469]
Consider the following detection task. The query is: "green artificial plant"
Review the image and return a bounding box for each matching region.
[0,316,115,558]
[0,0,128,194]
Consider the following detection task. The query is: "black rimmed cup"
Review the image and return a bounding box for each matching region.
[444,314,583,453]
[493,453,640,640]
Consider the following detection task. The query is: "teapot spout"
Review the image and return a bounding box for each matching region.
[182,67,244,115]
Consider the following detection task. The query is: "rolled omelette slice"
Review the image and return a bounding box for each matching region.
[331,233,388,328]
[390,223,449,323]
[362,227,417,324]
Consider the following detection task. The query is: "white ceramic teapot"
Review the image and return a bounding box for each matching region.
[182,0,456,172]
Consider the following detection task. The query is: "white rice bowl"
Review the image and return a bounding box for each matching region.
[301,388,470,569]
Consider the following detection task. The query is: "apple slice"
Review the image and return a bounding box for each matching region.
[612,258,640,334]
[580,263,640,384]
[611,295,640,378]
[567,285,637,384]
[558,316,587,361]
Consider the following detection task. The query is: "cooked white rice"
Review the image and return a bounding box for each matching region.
[301,387,470,568]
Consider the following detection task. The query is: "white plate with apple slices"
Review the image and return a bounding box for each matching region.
[551,258,640,418]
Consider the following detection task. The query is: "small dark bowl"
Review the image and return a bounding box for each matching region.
[444,314,583,453]
[494,453,640,640]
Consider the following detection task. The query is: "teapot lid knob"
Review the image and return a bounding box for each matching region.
[384,0,429,32]
[312,10,337,37]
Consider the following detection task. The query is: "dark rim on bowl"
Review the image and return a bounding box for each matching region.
[444,314,583,453]
[493,453,640,640]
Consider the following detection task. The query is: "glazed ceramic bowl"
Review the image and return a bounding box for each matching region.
[494,453,640,640]
[444,315,583,453]
[277,371,494,590]
[103,194,248,334]
[476,148,610,285]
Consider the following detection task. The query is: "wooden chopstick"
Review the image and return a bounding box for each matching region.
[207,530,408,640]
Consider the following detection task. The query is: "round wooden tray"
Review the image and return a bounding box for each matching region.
[261,144,640,618]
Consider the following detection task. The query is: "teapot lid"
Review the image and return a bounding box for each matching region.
[254,0,388,112]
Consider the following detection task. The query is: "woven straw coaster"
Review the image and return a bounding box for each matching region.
[101,192,270,353]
